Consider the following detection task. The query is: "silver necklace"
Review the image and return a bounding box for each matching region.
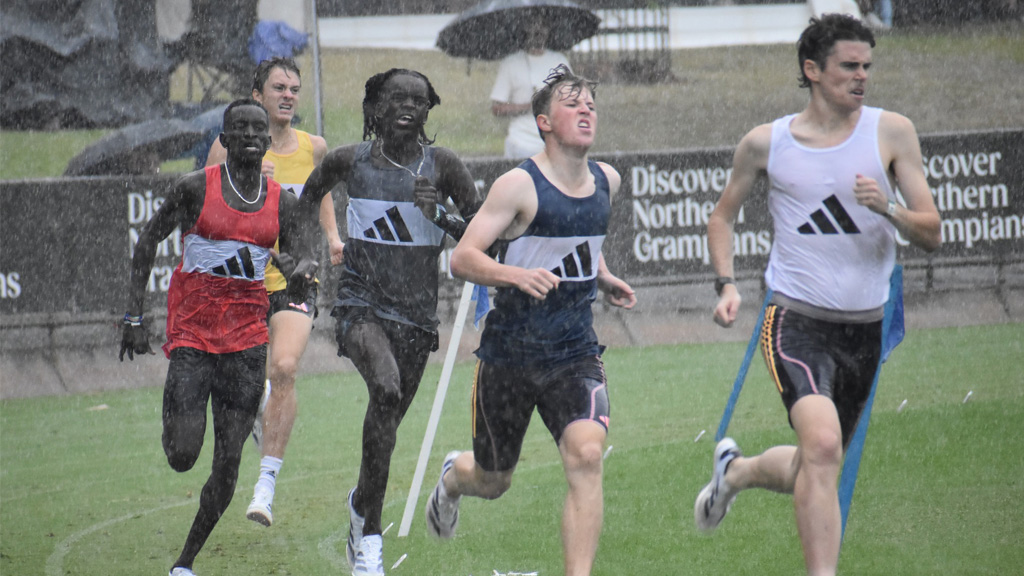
[223,162,263,205]
[378,140,425,177]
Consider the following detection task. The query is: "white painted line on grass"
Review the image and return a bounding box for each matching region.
[45,499,192,576]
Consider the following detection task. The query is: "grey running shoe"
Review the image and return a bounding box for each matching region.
[425,451,462,539]
[169,568,196,576]
[246,486,273,527]
[694,437,741,532]
[346,487,365,568]
[352,534,384,576]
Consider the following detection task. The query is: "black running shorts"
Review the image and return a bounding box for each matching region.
[760,304,882,445]
[471,354,609,472]
[267,283,318,321]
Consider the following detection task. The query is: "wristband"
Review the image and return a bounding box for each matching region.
[886,200,898,218]
[432,204,443,224]
[714,277,735,296]
[123,313,143,326]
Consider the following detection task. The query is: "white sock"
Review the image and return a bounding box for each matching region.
[255,456,283,494]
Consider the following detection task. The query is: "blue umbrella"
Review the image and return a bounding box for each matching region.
[436,0,600,61]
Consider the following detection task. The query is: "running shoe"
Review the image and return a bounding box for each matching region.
[246,486,273,527]
[346,487,365,568]
[352,534,384,576]
[694,437,741,532]
[252,379,271,449]
[169,568,196,576]
[425,451,462,539]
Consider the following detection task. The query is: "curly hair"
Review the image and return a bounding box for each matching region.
[361,69,441,144]
[797,13,875,89]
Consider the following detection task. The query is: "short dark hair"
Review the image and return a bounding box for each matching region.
[252,57,301,94]
[796,13,875,88]
[361,68,441,144]
[223,98,267,127]
[530,64,597,140]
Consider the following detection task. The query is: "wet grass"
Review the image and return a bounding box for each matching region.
[1,21,1021,180]
[1,323,1022,575]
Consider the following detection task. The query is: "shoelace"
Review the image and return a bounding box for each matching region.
[358,537,383,569]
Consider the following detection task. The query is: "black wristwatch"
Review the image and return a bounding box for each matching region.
[714,276,735,296]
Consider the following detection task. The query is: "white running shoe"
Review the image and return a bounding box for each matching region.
[694,437,741,532]
[252,379,271,449]
[169,568,196,576]
[352,534,384,576]
[346,487,365,568]
[246,487,274,527]
[425,451,462,539]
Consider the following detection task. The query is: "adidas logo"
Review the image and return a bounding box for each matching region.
[363,206,413,243]
[797,194,861,235]
[550,242,593,279]
[211,246,256,279]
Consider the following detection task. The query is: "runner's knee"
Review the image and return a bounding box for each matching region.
[800,428,843,468]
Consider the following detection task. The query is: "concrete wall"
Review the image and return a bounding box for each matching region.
[314,2,860,51]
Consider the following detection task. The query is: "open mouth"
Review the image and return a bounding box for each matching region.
[396,114,415,125]
[578,119,592,129]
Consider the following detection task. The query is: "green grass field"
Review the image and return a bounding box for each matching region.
[2,22,1022,180]
[2,323,1022,575]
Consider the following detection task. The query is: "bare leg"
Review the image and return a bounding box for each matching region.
[172,348,264,570]
[558,421,606,576]
[262,310,314,459]
[344,321,427,534]
[726,445,799,494]
[790,395,844,576]
[443,452,513,500]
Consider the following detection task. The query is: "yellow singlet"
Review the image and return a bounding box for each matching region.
[264,129,317,293]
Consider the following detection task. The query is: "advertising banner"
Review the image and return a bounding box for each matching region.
[1,130,1020,320]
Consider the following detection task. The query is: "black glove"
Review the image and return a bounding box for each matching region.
[272,251,298,280]
[119,318,154,361]
[286,257,319,303]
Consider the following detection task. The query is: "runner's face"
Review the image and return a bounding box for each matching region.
[810,40,872,111]
[223,105,271,164]
[254,67,301,126]
[377,74,430,140]
[542,84,596,149]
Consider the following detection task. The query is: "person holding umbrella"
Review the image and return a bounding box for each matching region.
[490,15,572,158]
[425,65,636,576]
[436,0,600,159]
[205,56,343,529]
[296,68,483,576]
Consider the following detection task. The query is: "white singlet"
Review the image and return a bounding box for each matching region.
[764,106,897,312]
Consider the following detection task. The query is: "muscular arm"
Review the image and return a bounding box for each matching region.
[120,172,204,360]
[450,169,561,300]
[126,173,204,316]
[708,124,771,327]
[289,145,357,265]
[860,112,941,252]
[309,134,345,264]
[595,163,636,309]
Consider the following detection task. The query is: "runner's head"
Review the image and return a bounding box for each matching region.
[531,64,598,142]
[797,13,875,89]
[362,69,441,145]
